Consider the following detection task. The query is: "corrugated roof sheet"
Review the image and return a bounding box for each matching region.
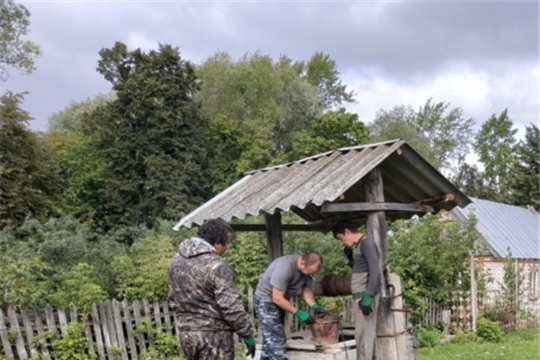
[453,197,540,259]
[174,139,471,230]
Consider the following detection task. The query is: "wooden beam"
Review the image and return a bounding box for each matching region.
[230,224,329,232]
[264,212,283,262]
[321,202,434,213]
[363,167,398,360]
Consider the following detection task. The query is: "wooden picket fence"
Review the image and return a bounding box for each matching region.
[0,299,179,360]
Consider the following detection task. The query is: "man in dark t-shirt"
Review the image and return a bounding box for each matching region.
[254,252,324,360]
[333,220,382,360]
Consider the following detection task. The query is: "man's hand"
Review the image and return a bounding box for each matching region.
[311,303,325,318]
[358,293,374,316]
[343,246,354,267]
[243,335,256,358]
[295,309,314,325]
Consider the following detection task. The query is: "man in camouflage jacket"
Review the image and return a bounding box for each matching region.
[168,218,256,360]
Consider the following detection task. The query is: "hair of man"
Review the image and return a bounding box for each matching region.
[301,251,323,266]
[196,218,234,245]
[332,220,360,238]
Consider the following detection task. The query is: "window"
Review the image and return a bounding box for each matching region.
[530,270,538,298]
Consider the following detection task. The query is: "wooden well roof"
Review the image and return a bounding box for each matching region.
[173,139,471,231]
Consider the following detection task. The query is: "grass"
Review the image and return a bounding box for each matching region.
[419,328,540,360]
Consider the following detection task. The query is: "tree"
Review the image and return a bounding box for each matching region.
[473,109,517,202]
[0,242,49,311]
[415,99,475,171]
[300,52,356,109]
[452,158,495,199]
[289,108,369,160]
[508,124,539,209]
[0,0,41,81]
[196,51,322,153]
[388,213,479,322]
[369,105,431,159]
[369,99,475,172]
[111,234,175,301]
[83,42,209,229]
[0,92,63,229]
[47,93,115,134]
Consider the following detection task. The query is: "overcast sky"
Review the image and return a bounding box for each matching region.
[3,0,539,137]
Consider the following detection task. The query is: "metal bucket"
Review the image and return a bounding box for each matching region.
[311,314,341,344]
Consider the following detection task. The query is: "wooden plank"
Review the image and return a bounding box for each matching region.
[69,303,78,324]
[231,224,328,232]
[142,299,154,347]
[321,202,434,213]
[122,300,138,359]
[91,304,106,360]
[45,304,57,335]
[264,212,283,262]
[112,299,128,360]
[8,307,28,359]
[21,309,37,357]
[132,300,147,354]
[0,310,15,359]
[105,300,119,352]
[153,301,163,333]
[58,308,68,337]
[34,313,50,359]
[363,168,397,360]
[389,273,408,360]
[98,302,113,359]
[162,301,173,337]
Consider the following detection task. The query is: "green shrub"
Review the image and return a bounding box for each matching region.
[52,323,95,360]
[449,332,480,345]
[476,316,503,343]
[417,327,442,348]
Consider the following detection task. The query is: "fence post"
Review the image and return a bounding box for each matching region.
[470,255,477,332]
[8,307,28,359]
[92,303,106,360]
[0,309,15,359]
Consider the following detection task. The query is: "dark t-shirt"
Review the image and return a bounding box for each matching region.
[352,235,382,296]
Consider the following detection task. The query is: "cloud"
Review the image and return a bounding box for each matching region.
[344,59,537,130]
[2,0,537,134]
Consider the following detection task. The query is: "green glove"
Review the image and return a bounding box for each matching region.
[311,303,325,317]
[359,293,374,316]
[295,309,314,325]
[343,246,354,267]
[243,335,256,358]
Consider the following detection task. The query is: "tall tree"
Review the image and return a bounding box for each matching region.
[83,42,209,230]
[0,0,41,81]
[388,213,479,322]
[0,92,63,229]
[196,51,322,153]
[415,99,475,172]
[451,158,494,199]
[47,93,115,134]
[289,108,369,160]
[369,99,475,172]
[508,124,539,209]
[473,109,517,202]
[369,105,431,159]
[44,96,113,222]
[300,52,355,109]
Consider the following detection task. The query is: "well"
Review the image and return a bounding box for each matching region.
[311,314,341,344]
[253,327,356,360]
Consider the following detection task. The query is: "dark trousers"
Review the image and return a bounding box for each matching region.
[254,296,288,360]
[178,330,234,360]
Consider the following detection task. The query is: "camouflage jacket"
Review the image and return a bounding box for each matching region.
[168,237,253,337]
